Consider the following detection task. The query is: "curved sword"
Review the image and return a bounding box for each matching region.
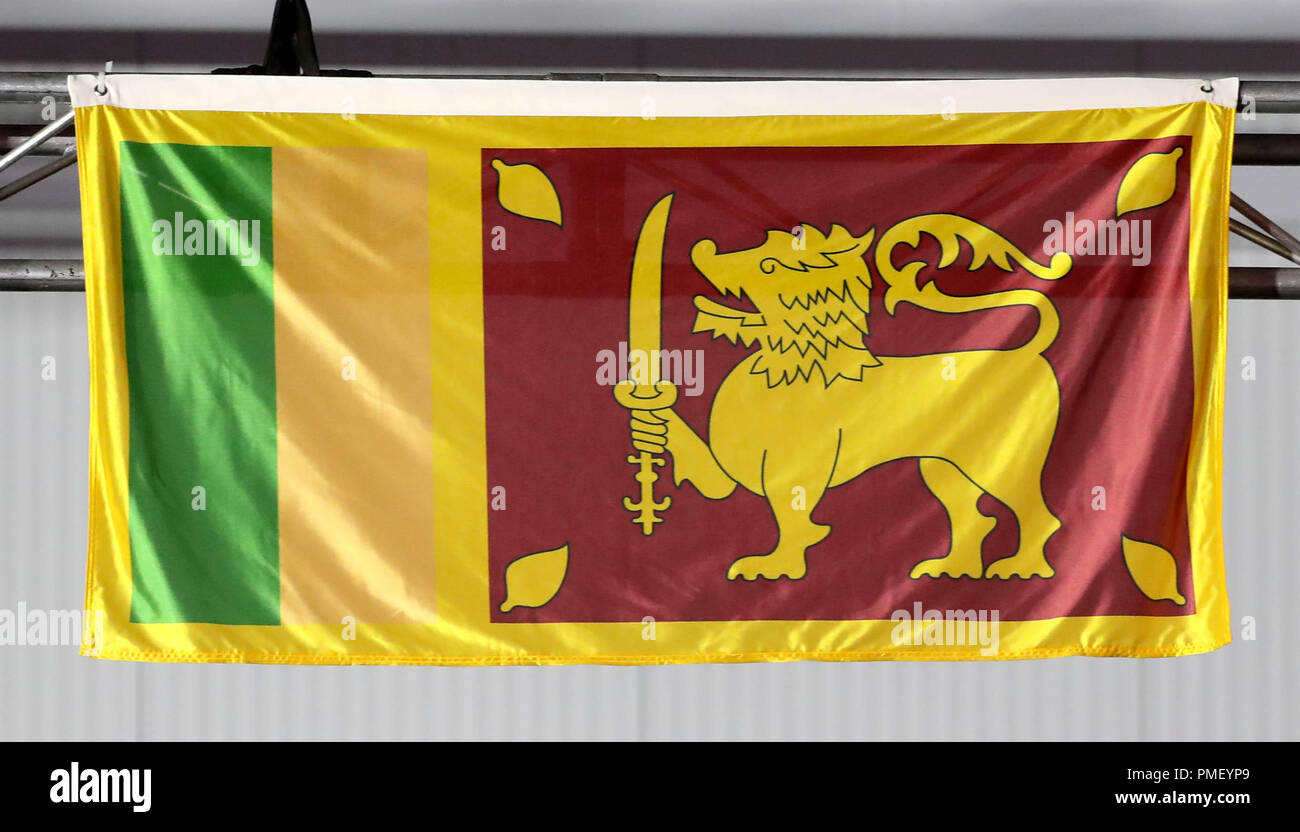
[613,193,678,535]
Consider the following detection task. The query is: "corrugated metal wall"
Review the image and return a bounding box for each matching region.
[2,30,1298,741]
[2,169,1294,743]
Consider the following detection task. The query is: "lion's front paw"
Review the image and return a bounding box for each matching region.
[984,553,1054,580]
[909,556,982,580]
[727,552,807,581]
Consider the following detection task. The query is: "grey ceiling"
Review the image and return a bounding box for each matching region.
[5,0,1300,39]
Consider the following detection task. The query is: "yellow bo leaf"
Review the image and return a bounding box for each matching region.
[500,544,569,612]
[492,159,563,226]
[1121,535,1186,605]
[1116,147,1183,216]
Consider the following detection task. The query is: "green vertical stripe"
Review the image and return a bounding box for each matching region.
[120,142,279,625]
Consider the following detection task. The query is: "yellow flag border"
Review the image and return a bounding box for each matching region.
[77,97,1232,664]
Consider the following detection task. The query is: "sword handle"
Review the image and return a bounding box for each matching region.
[614,380,678,534]
[613,379,678,411]
[623,453,671,535]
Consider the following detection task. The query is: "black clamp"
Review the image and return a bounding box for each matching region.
[213,0,370,77]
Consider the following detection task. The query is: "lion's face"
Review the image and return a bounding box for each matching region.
[690,224,875,318]
[689,224,881,386]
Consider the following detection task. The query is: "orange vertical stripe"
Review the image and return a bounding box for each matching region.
[273,147,435,625]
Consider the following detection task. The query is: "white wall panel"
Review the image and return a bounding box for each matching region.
[1,27,1297,741]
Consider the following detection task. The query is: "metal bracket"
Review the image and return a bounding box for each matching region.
[1,49,1300,294]
[0,109,74,179]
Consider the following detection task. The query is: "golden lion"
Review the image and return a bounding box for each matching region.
[629,215,1072,581]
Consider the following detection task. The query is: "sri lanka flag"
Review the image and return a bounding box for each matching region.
[72,74,1236,664]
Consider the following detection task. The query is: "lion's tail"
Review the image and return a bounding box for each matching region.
[874,214,1072,355]
[896,284,1061,356]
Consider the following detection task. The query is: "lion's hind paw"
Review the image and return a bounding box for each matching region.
[983,555,1055,580]
[726,553,807,581]
[909,557,983,580]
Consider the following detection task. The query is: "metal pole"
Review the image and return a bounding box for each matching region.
[0,73,1298,296]
[1,260,1294,298]
[1228,267,1300,299]
[1229,219,1300,266]
[4,72,1300,112]
[0,109,74,176]
[0,72,70,100]
[1,135,75,157]
[1230,193,1300,257]
[1238,80,1300,114]
[0,148,76,202]
[0,260,84,291]
[1233,134,1300,166]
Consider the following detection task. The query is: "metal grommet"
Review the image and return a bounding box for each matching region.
[1201,81,1214,94]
